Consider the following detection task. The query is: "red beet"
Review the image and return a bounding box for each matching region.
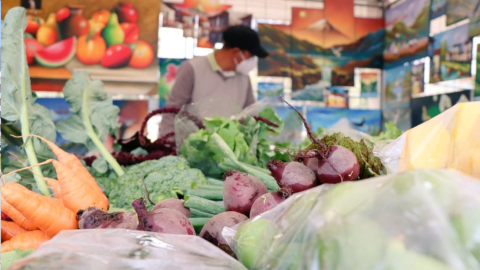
[250,187,292,218]
[222,170,268,216]
[152,198,191,218]
[132,198,195,235]
[76,207,137,230]
[199,211,248,256]
[267,160,317,193]
[281,97,360,184]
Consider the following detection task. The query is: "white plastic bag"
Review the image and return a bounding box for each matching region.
[9,229,247,270]
[224,169,480,270]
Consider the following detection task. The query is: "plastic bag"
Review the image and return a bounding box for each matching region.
[9,229,247,270]
[319,118,374,142]
[376,102,480,178]
[223,169,480,270]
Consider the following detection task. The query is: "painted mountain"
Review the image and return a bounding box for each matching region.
[384,0,431,68]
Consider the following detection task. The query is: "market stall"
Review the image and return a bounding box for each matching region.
[2,1,480,270]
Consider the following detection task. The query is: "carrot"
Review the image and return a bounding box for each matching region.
[1,230,50,253]
[1,196,38,231]
[45,177,62,200]
[52,160,109,213]
[13,135,99,188]
[1,186,78,238]
[4,182,64,208]
[1,220,26,242]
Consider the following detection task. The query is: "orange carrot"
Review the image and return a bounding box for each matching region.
[1,196,38,231]
[1,230,50,253]
[14,135,108,209]
[1,186,78,238]
[44,177,62,200]
[52,160,109,213]
[1,220,26,242]
[4,182,63,208]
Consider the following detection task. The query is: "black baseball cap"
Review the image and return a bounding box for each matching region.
[222,25,269,58]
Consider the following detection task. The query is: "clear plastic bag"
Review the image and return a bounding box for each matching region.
[376,102,480,178]
[223,169,480,270]
[9,229,247,270]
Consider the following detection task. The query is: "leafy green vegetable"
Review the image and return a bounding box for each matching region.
[107,156,207,210]
[180,108,288,180]
[56,72,124,176]
[1,248,34,270]
[306,132,386,179]
[1,8,56,196]
[374,121,403,141]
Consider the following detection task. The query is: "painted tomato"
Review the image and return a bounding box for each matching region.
[56,7,70,22]
[25,38,45,65]
[76,35,106,65]
[120,23,139,44]
[129,41,154,69]
[101,44,132,68]
[116,3,139,23]
[25,16,44,36]
[91,10,110,26]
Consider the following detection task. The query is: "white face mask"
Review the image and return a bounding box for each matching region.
[234,52,257,75]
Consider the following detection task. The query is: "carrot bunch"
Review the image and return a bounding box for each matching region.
[1,135,110,253]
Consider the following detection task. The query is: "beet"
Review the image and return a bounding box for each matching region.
[223,170,268,216]
[132,198,195,235]
[267,160,317,193]
[1,211,11,221]
[199,211,248,256]
[152,198,191,218]
[282,97,360,184]
[76,207,137,230]
[250,187,292,218]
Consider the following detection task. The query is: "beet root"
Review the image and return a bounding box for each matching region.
[223,170,268,216]
[199,211,248,256]
[250,187,292,218]
[76,207,137,230]
[316,145,360,184]
[267,160,317,193]
[152,198,191,218]
[132,198,195,235]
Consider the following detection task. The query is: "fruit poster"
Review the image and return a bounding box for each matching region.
[2,0,160,92]
[411,63,425,95]
[159,58,186,108]
[475,44,480,98]
[258,4,384,98]
[161,0,252,48]
[384,64,412,110]
[324,87,349,108]
[446,0,477,26]
[431,0,447,20]
[306,107,382,135]
[410,90,471,127]
[257,82,284,101]
[360,72,379,98]
[430,24,472,83]
[384,0,430,68]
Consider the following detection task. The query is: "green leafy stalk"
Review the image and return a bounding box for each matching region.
[57,72,124,177]
[1,8,54,196]
[81,86,124,176]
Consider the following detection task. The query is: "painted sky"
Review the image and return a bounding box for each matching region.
[324,0,355,39]
[433,23,469,50]
[432,0,447,10]
[171,0,231,14]
[385,0,430,28]
[361,72,379,84]
[355,18,384,39]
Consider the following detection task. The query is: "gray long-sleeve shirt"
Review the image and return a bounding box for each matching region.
[160,53,255,137]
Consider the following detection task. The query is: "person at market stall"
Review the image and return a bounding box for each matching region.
[159,25,269,137]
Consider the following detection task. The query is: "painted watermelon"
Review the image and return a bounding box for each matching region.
[35,37,77,68]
